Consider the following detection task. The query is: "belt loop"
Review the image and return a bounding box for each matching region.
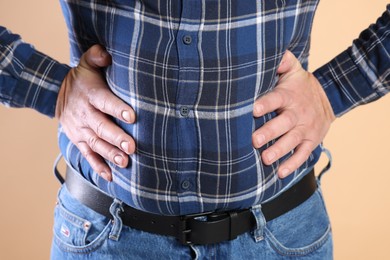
[318,145,332,182]
[229,211,239,240]
[53,154,65,184]
[189,245,200,260]
[251,204,266,243]
[109,198,124,241]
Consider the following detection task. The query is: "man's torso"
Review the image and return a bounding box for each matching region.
[59,0,321,215]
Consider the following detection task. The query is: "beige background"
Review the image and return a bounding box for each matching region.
[0,1,389,259]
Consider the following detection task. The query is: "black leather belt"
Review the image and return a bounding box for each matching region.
[63,166,316,245]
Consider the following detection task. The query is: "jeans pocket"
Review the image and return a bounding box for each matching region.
[52,185,112,254]
[264,190,332,257]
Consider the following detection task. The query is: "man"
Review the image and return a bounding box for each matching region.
[0,1,351,259]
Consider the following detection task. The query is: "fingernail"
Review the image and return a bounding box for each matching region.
[266,151,276,162]
[279,168,290,178]
[121,141,130,153]
[114,155,124,165]
[100,171,112,182]
[254,104,264,116]
[122,110,131,123]
[256,134,265,147]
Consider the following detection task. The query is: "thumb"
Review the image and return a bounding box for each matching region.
[80,44,112,70]
[277,50,301,74]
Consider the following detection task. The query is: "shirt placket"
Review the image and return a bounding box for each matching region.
[175,0,202,215]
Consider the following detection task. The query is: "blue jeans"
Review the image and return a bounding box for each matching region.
[50,182,332,259]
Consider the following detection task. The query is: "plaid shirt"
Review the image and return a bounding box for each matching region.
[314,5,390,116]
[1,1,389,215]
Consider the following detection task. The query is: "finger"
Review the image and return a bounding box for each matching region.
[77,141,112,182]
[277,50,300,74]
[88,87,136,124]
[253,90,287,117]
[84,127,129,168]
[277,141,314,178]
[87,109,136,154]
[260,127,303,165]
[81,44,112,69]
[253,110,298,148]
[80,45,136,124]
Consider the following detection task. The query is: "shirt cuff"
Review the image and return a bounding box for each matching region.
[13,49,71,117]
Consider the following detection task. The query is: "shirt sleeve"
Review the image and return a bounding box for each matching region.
[313,5,390,117]
[0,26,71,117]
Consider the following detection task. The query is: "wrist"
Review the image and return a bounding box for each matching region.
[311,73,336,123]
[55,69,72,119]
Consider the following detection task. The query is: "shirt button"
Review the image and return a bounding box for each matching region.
[182,35,192,45]
[180,106,190,117]
[181,180,190,190]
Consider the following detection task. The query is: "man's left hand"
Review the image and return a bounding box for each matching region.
[252,51,336,178]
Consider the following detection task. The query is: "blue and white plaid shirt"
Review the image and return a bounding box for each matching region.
[1,1,389,215]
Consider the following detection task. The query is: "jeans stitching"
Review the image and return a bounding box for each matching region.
[52,187,113,254]
[264,224,332,257]
[53,216,112,254]
[263,190,332,257]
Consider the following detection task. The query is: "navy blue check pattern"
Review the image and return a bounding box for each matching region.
[0,26,69,116]
[314,5,390,116]
[1,1,389,215]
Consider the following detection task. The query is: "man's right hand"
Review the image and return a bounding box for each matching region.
[55,45,136,182]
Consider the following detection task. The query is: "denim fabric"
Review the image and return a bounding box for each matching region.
[51,183,332,260]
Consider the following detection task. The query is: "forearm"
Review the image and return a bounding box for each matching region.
[0,26,70,117]
[313,5,390,117]
[1,27,136,179]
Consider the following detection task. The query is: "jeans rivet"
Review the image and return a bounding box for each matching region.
[83,222,91,229]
